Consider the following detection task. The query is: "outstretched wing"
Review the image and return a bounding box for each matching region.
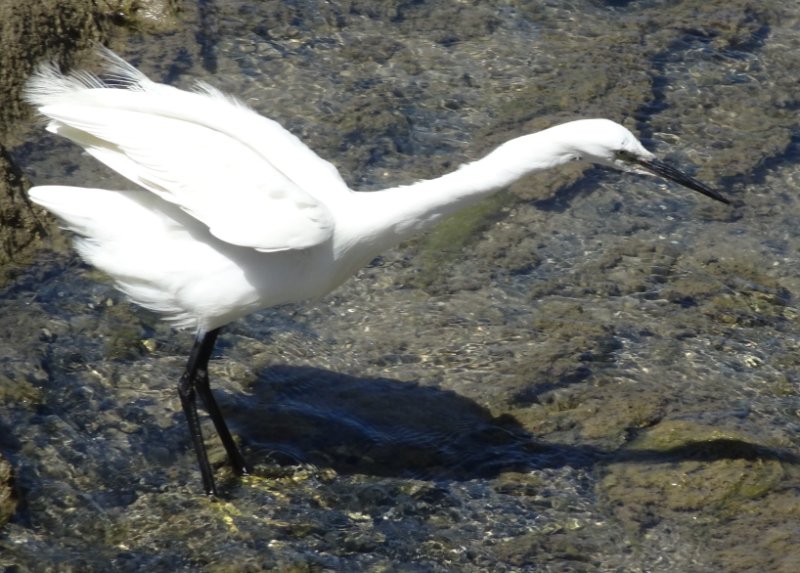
[25,49,351,252]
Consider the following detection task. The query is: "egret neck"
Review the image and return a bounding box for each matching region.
[339,131,568,255]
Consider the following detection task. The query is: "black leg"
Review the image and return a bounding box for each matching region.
[178,327,250,497]
[178,329,217,496]
[193,335,252,477]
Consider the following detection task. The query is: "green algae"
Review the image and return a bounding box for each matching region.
[600,420,795,525]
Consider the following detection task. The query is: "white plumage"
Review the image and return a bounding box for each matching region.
[26,48,728,496]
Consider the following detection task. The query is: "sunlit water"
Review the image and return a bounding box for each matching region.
[2,1,800,571]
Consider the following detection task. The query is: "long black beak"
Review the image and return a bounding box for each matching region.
[635,157,730,205]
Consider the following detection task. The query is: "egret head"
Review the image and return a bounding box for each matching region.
[560,119,730,205]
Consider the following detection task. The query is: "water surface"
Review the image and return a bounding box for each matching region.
[2,1,799,571]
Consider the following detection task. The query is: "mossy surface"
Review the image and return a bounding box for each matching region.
[1,0,800,571]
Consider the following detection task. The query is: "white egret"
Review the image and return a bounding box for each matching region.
[25,49,730,496]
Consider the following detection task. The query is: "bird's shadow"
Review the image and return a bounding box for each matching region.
[225,365,565,481]
[222,366,798,482]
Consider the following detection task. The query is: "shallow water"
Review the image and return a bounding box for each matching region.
[2,0,800,571]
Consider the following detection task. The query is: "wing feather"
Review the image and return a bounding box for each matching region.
[25,49,349,252]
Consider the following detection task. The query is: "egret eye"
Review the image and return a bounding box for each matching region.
[615,149,633,161]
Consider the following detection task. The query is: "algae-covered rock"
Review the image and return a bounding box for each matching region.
[600,420,792,528]
[0,145,52,278]
[0,4,94,136]
[0,454,16,528]
[597,419,800,571]
[600,419,800,573]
